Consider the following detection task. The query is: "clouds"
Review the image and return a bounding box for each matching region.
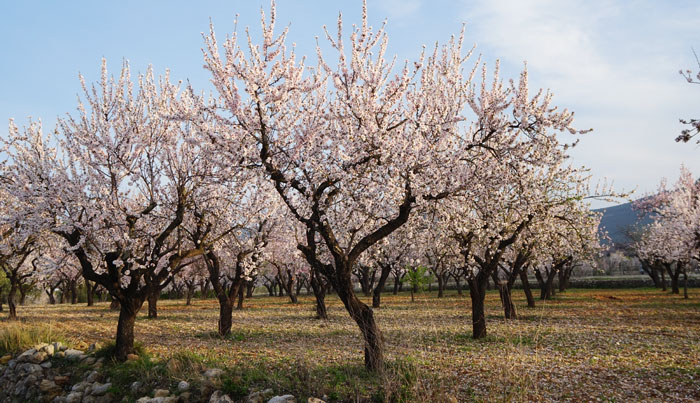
[375,0,422,21]
[460,0,700,206]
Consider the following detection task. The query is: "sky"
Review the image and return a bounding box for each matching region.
[1,0,699,208]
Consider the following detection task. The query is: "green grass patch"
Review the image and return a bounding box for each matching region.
[0,321,66,356]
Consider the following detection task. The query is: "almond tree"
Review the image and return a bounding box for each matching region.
[2,63,217,360]
[203,1,475,371]
[203,1,591,369]
[0,181,41,319]
[635,167,700,297]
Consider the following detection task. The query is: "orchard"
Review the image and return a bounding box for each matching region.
[0,2,698,402]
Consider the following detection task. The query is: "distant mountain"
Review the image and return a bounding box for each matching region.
[595,201,653,248]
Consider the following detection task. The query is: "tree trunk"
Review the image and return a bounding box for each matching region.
[664,264,680,294]
[115,300,141,361]
[335,277,383,372]
[468,275,487,339]
[392,273,400,295]
[186,285,194,305]
[454,274,463,296]
[437,274,445,298]
[236,285,245,309]
[246,282,255,298]
[660,268,667,291]
[70,280,78,304]
[683,270,688,299]
[372,264,392,308]
[218,297,234,336]
[110,298,120,311]
[86,281,94,307]
[147,288,159,318]
[46,289,56,305]
[310,272,328,319]
[500,283,517,319]
[520,270,536,308]
[19,286,27,306]
[8,283,18,320]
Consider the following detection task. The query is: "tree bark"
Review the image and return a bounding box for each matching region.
[335,276,383,372]
[86,280,94,307]
[185,284,195,305]
[437,274,445,298]
[668,263,680,294]
[468,275,487,339]
[46,289,56,305]
[110,298,120,311]
[147,288,159,318]
[310,271,328,319]
[520,270,536,308]
[7,283,18,320]
[115,300,141,361]
[660,268,667,291]
[70,280,78,304]
[372,263,392,308]
[236,285,245,309]
[683,270,688,299]
[454,273,463,296]
[19,283,29,305]
[218,297,234,336]
[392,273,401,295]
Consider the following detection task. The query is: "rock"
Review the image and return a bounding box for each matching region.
[41,343,56,356]
[30,350,48,363]
[66,391,83,403]
[203,368,224,378]
[17,348,37,362]
[19,362,43,374]
[86,370,102,383]
[82,356,96,366]
[0,354,11,364]
[153,388,170,397]
[136,398,167,403]
[177,380,190,392]
[130,381,144,394]
[127,353,139,361]
[267,395,296,403]
[247,388,275,403]
[163,397,179,403]
[40,379,60,393]
[95,394,116,403]
[53,341,65,352]
[72,381,90,392]
[88,342,102,352]
[54,351,65,359]
[41,360,53,368]
[54,375,71,386]
[307,398,326,403]
[91,382,112,396]
[209,390,234,403]
[179,392,192,402]
[34,342,49,351]
[64,349,85,360]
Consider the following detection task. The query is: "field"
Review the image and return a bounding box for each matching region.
[8,288,700,402]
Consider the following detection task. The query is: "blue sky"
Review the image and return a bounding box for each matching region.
[1,0,699,208]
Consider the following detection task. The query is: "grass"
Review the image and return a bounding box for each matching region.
[6,288,700,401]
[0,321,66,356]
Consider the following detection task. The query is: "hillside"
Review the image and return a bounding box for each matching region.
[595,201,653,247]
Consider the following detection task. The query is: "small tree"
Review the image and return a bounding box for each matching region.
[402,266,434,302]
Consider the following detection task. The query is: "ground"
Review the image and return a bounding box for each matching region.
[8,288,700,402]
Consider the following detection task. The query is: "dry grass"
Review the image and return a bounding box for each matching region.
[5,288,700,402]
